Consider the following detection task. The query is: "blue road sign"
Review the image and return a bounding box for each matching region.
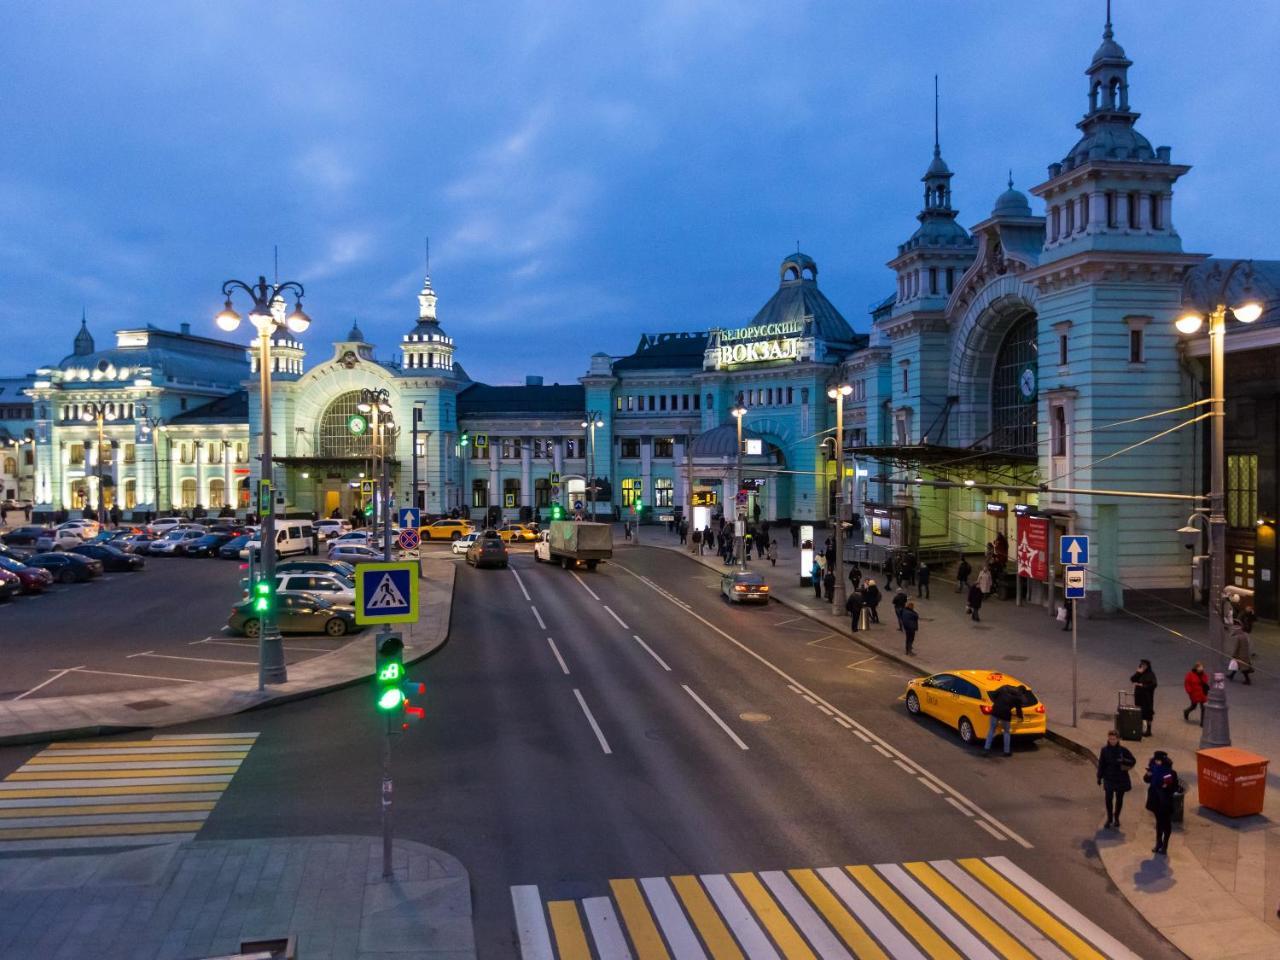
[1060,535,1090,566]
[399,507,421,530]
[355,561,419,625]
[1065,565,1086,600]
[573,500,584,510]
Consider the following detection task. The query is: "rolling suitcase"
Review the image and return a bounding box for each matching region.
[1115,691,1144,741]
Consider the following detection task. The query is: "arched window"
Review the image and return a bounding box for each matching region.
[180,478,197,509]
[318,390,378,459]
[990,312,1038,457]
[208,477,226,508]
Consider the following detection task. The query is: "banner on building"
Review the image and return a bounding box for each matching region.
[1016,513,1049,582]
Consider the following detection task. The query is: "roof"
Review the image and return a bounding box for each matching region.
[746,275,858,348]
[613,333,708,371]
[167,390,249,424]
[690,424,767,458]
[457,383,586,418]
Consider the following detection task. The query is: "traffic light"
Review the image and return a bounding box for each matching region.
[634,497,644,516]
[459,432,469,448]
[252,578,273,614]
[400,680,426,730]
[375,633,405,712]
[549,503,564,520]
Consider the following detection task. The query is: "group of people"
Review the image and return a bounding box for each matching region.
[689,517,778,567]
[955,552,1004,623]
[1096,734,1180,855]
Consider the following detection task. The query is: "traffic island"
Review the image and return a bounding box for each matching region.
[0,557,456,746]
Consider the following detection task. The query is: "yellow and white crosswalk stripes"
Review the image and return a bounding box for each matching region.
[512,856,1142,960]
[0,732,257,852]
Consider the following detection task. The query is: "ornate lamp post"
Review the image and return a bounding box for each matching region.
[731,397,747,570]
[828,383,853,615]
[214,275,311,688]
[581,412,604,520]
[1176,259,1264,748]
[80,401,117,525]
[137,407,165,517]
[358,388,396,559]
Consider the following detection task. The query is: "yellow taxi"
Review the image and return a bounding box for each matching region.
[419,518,474,541]
[495,523,539,543]
[904,670,1046,745]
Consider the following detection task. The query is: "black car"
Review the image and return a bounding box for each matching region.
[1,525,51,547]
[181,533,234,557]
[465,537,509,568]
[69,543,146,571]
[26,552,103,583]
[218,534,251,559]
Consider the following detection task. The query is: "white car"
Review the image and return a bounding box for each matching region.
[274,571,356,606]
[147,517,186,536]
[314,518,352,541]
[56,520,98,539]
[327,543,383,563]
[37,529,89,551]
[149,529,205,554]
[452,532,481,555]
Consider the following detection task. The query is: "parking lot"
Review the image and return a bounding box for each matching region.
[0,552,367,701]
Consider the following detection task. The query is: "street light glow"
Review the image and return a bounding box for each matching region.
[1233,300,1263,324]
[215,298,241,332]
[1174,311,1204,335]
[285,303,312,333]
[827,384,852,399]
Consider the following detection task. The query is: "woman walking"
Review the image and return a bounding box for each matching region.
[977,564,994,597]
[766,539,777,567]
[1097,730,1136,829]
[1183,663,1209,724]
[1227,625,1254,684]
[811,557,823,599]
[1131,659,1157,736]
[1143,751,1179,855]
[862,579,881,624]
[966,582,984,622]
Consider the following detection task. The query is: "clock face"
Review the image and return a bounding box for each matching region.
[1019,367,1037,399]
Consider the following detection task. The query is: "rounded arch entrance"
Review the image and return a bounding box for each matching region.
[688,423,791,524]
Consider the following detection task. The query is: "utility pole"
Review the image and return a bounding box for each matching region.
[828,384,852,615]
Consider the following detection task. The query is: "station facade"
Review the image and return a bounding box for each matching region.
[2,14,1277,617]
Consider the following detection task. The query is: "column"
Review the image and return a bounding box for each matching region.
[1087,190,1105,232]
[553,438,564,475]
[109,443,121,512]
[640,438,653,511]
[488,441,499,513]
[674,439,687,514]
[223,446,233,513]
[59,442,70,510]
[520,438,532,511]
[193,440,204,509]
[170,439,181,509]
[1135,191,1151,230]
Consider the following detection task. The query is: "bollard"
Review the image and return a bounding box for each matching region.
[1200,671,1232,749]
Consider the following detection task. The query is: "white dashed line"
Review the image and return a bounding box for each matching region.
[682,685,749,751]
[945,796,974,817]
[872,744,893,759]
[511,568,532,601]
[632,635,671,671]
[917,777,945,795]
[530,605,546,630]
[573,688,612,755]
[570,571,601,600]
[546,637,570,675]
[603,605,629,629]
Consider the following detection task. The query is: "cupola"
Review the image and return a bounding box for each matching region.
[401,273,455,373]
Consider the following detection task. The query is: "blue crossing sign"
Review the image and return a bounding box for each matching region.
[399,507,421,530]
[1060,535,1089,566]
[354,561,419,625]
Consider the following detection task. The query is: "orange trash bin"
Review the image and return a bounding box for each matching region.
[1196,747,1268,817]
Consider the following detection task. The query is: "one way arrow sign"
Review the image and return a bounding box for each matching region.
[1060,535,1089,566]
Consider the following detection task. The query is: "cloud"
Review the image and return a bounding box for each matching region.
[300,227,380,281]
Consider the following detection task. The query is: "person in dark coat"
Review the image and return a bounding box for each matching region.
[811,558,823,598]
[844,589,864,632]
[1143,751,1179,855]
[848,564,862,591]
[899,554,916,588]
[967,582,984,622]
[1097,730,1137,829]
[1183,663,1210,724]
[861,579,881,623]
[790,522,800,548]
[1227,626,1254,684]
[892,587,909,630]
[1131,659,1157,736]
[983,684,1028,757]
[955,555,971,593]
[823,568,835,602]
[916,563,931,599]
[900,601,920,654]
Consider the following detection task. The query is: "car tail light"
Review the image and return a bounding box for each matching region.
[980,704,993,715]
[1034,704,1046,714]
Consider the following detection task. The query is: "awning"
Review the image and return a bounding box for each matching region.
[851,443,1038,486]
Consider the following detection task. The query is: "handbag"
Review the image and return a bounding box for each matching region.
[1056,605,1068,623]
[1228,658,1240,672]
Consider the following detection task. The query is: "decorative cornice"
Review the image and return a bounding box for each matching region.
[1025,250,1207,293]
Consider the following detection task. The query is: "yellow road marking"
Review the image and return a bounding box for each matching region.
[0,783,227,799]
[0,801,216,818]
[958,859,1105,960]
[7,768,240,781]
[788,869,888,960]
[904,862,1036,960]
[547,901,592,960]
[44,738,258,749]
[610,878,672,960]
[26,752,249,764]
[670,875,744,960]
[730,872,816,960]
[0,821,206,840]
[846,865,963,960]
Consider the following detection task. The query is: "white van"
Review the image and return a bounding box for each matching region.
[240,520,316,559]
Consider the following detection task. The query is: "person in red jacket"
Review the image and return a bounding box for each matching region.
[1182,662,1210,725]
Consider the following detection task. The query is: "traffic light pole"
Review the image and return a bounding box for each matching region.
[381,682,394,879]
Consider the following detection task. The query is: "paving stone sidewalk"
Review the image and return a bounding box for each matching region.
[638,525,1280,958]
[0,557,455,746]
[0,835,475,960]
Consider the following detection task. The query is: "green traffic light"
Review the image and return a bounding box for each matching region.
[378,688,403,711]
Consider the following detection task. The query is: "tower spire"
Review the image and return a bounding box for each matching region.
[1105,0,1112,37]
[933,74,940,155]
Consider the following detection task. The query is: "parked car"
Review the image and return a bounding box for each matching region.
[181,533,234,557]
[0,556,50,593]
[56,519,100,539]
[25,552,103,583]
[314,518,352,541]
[0,544,34,564]
[721,570,770,604]
[274,571,355,605]
[227,592,357,638]
[0,568,21,600]
[276,558,356,579]
[120,533,161,554]
[904,671,1047,746]
[149,529,206,555]
[327,543,383,563]
[466,537,509,568]
[69,543,146,571]
[420,518,473,541]
[241,520,316,559]
[218,534,252,559]
[452,532,481,555]
[1,525,53,546]
[35,529,90,552]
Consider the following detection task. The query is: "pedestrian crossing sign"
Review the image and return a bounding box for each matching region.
[355,561,419,624]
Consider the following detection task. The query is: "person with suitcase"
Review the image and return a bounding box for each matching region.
[1097,730,1136,829]
[1130,659,1158,737]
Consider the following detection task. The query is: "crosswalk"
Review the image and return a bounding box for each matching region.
[0,732,257,852]
[512,856,1141,960]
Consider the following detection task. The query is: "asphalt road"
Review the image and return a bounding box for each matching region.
[0,555,364,700]
[0,545,1180,959]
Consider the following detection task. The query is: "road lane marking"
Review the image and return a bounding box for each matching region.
[771,616,805,627]
[832,716,852,729]
[846,865,963,960]
[571,571,601,600]
[902,862,1038,960]
[640,877,708,960]
[548,901,592,960]
[64,666,200,684]
[786,684,804,695]
[816,867,926,960]
[959,859,1108,960]
[729,873,815,960]
[892,759,914,775]
[613,559,1032,848]
[916,777,944,795]
[0,783,230,799]
[814,704,834,717]
[786,869,887,960]
[546,637,570,675]
[531,606,547,630]
[700,874,780,960]
[871,745,892,759]
[945,797,973,817]
[632,635,671,672]
[49,737,257,748]
[851,730,871,743]
[583,896,633,960]
[193,638,335,653]
[875,863,999,960]
[801,694,818,705]
[670,876,743,960]
[603,605,630,629]
[758,871,852,960]
[681,686,749,751]
[573,689,612,755]
[128,652,257,666]
[511,568,532,601]
[12,667,85,701]
[930,861,1074,960]
[511,885,555,960]
[609,878,669,960]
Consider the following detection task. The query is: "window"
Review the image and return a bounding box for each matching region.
[122,442,135,464]
[1059,334,1069,366]
[620,438,640,458]
[616,397,623,411]
[535,478,551,508]
[236,442,248,463]
[648,396,656,411]
[565,438,580,458]
[501,438,520,459]
[69,443,85,465]
[990,312,1038,456]
[1227,454,1258,529]
[317,391,376,458]
[681,394,689,410]
[929,268,938,295]
[894,411,910,446]
[1051,405,1068,457]
[1128,192,1140,228]
[1129,327,1144,364]
[1064,200,1075,234]
[180,478,197,509]
[626,396,635,412]
[621,477,642,507]
[208,477,226,509]
[786,388,793,405]
[123,478,136,510]
[653,438,674,458]
[180,398,188,411]
[946,267,955,293]
[1051,206,1060,241]
[470,441,486,459]
[693,394,701,410]
[901,368,909,393]
[659,395,667,411]
[1150,194,1162,230]
[670,394,678,410]
[471,480,488,508]
[1080,195,1089,229]
[654,477,674,507]
[503,478,520,507]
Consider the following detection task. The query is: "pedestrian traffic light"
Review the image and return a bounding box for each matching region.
[252,579,273,613]
[550,503,564,520]
[375,633,405,712]
[459,432,469,448]
[400,680,426,730]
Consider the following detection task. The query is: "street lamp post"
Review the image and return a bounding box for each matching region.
[80,402,117,526]
[731,398,747,570]
[1177,260,1265,749]
[215,275,311,688]
[828,384,853,615]
[138,409,165,517]
[358,389,396,560]
[581,412,603,521]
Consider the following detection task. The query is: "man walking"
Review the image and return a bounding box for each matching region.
[690,527,701,555]
[790,522,799,548]
[967,582,984,622]
[900,601,919,654]
[811,557,823,599]
[983,683,1028,757]
[1143,751,1179,855]
[862,578,881,624]
[892,586,909,631]
[955,554,971,593]
[844,587,864,633]
[916,562,930,599]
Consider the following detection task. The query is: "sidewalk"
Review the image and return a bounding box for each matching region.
[638,524,1280,959]
[0,835,475,960]
[0,557,456,746]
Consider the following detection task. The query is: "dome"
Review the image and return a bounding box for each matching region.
[73,317,95,357]
[992,176,1032,218]
[1063,123,1155,170]
[690,424,767,459]
[924,151,951,178]
[347,320,366,342]
[780,252,817,281]
[908,217,970,247]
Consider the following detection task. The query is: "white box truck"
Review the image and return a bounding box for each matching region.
[534,521,613,570]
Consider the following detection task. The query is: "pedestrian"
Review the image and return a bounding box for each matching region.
[1227,625,1254,684]
[1131,659,1157,736]
[766,539,778,567]
[811,557,823,599]
[624,520,632,541]
[967,582,984,622]
[862,578,881,624]
[955,554,971,593]
[790,522,800,548]
[1182,662,1210,724]
[899,554,915,589]
[703,525,712,555]
[1061,597,1073,631]
[1097,729,1137,829]
[755,532,766,559]
[743,532,753,562]
[691,527,701,555]
[916,562,930,599]
[977,564,993,597]
[1143,750,1179,855]
[823,567,835,602]
[900,600,919,654]
[844,588,864,632]
[109,503,122,528]
[892,586,909,630]
[983,683,1028,757]
[1239,604,1257,634]
[848,564,862,591]
[678,521,688,545]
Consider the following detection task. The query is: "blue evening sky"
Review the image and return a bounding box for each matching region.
[2,1,1276,385]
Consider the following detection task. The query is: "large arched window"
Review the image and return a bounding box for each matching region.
[990,312,1038,456]
[318,391,377,458]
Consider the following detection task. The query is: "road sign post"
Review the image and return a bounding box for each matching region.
[1060,535,1089,566]
[1065,565,1086,728]
[397,527,420,559]
[399,507,420,530]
